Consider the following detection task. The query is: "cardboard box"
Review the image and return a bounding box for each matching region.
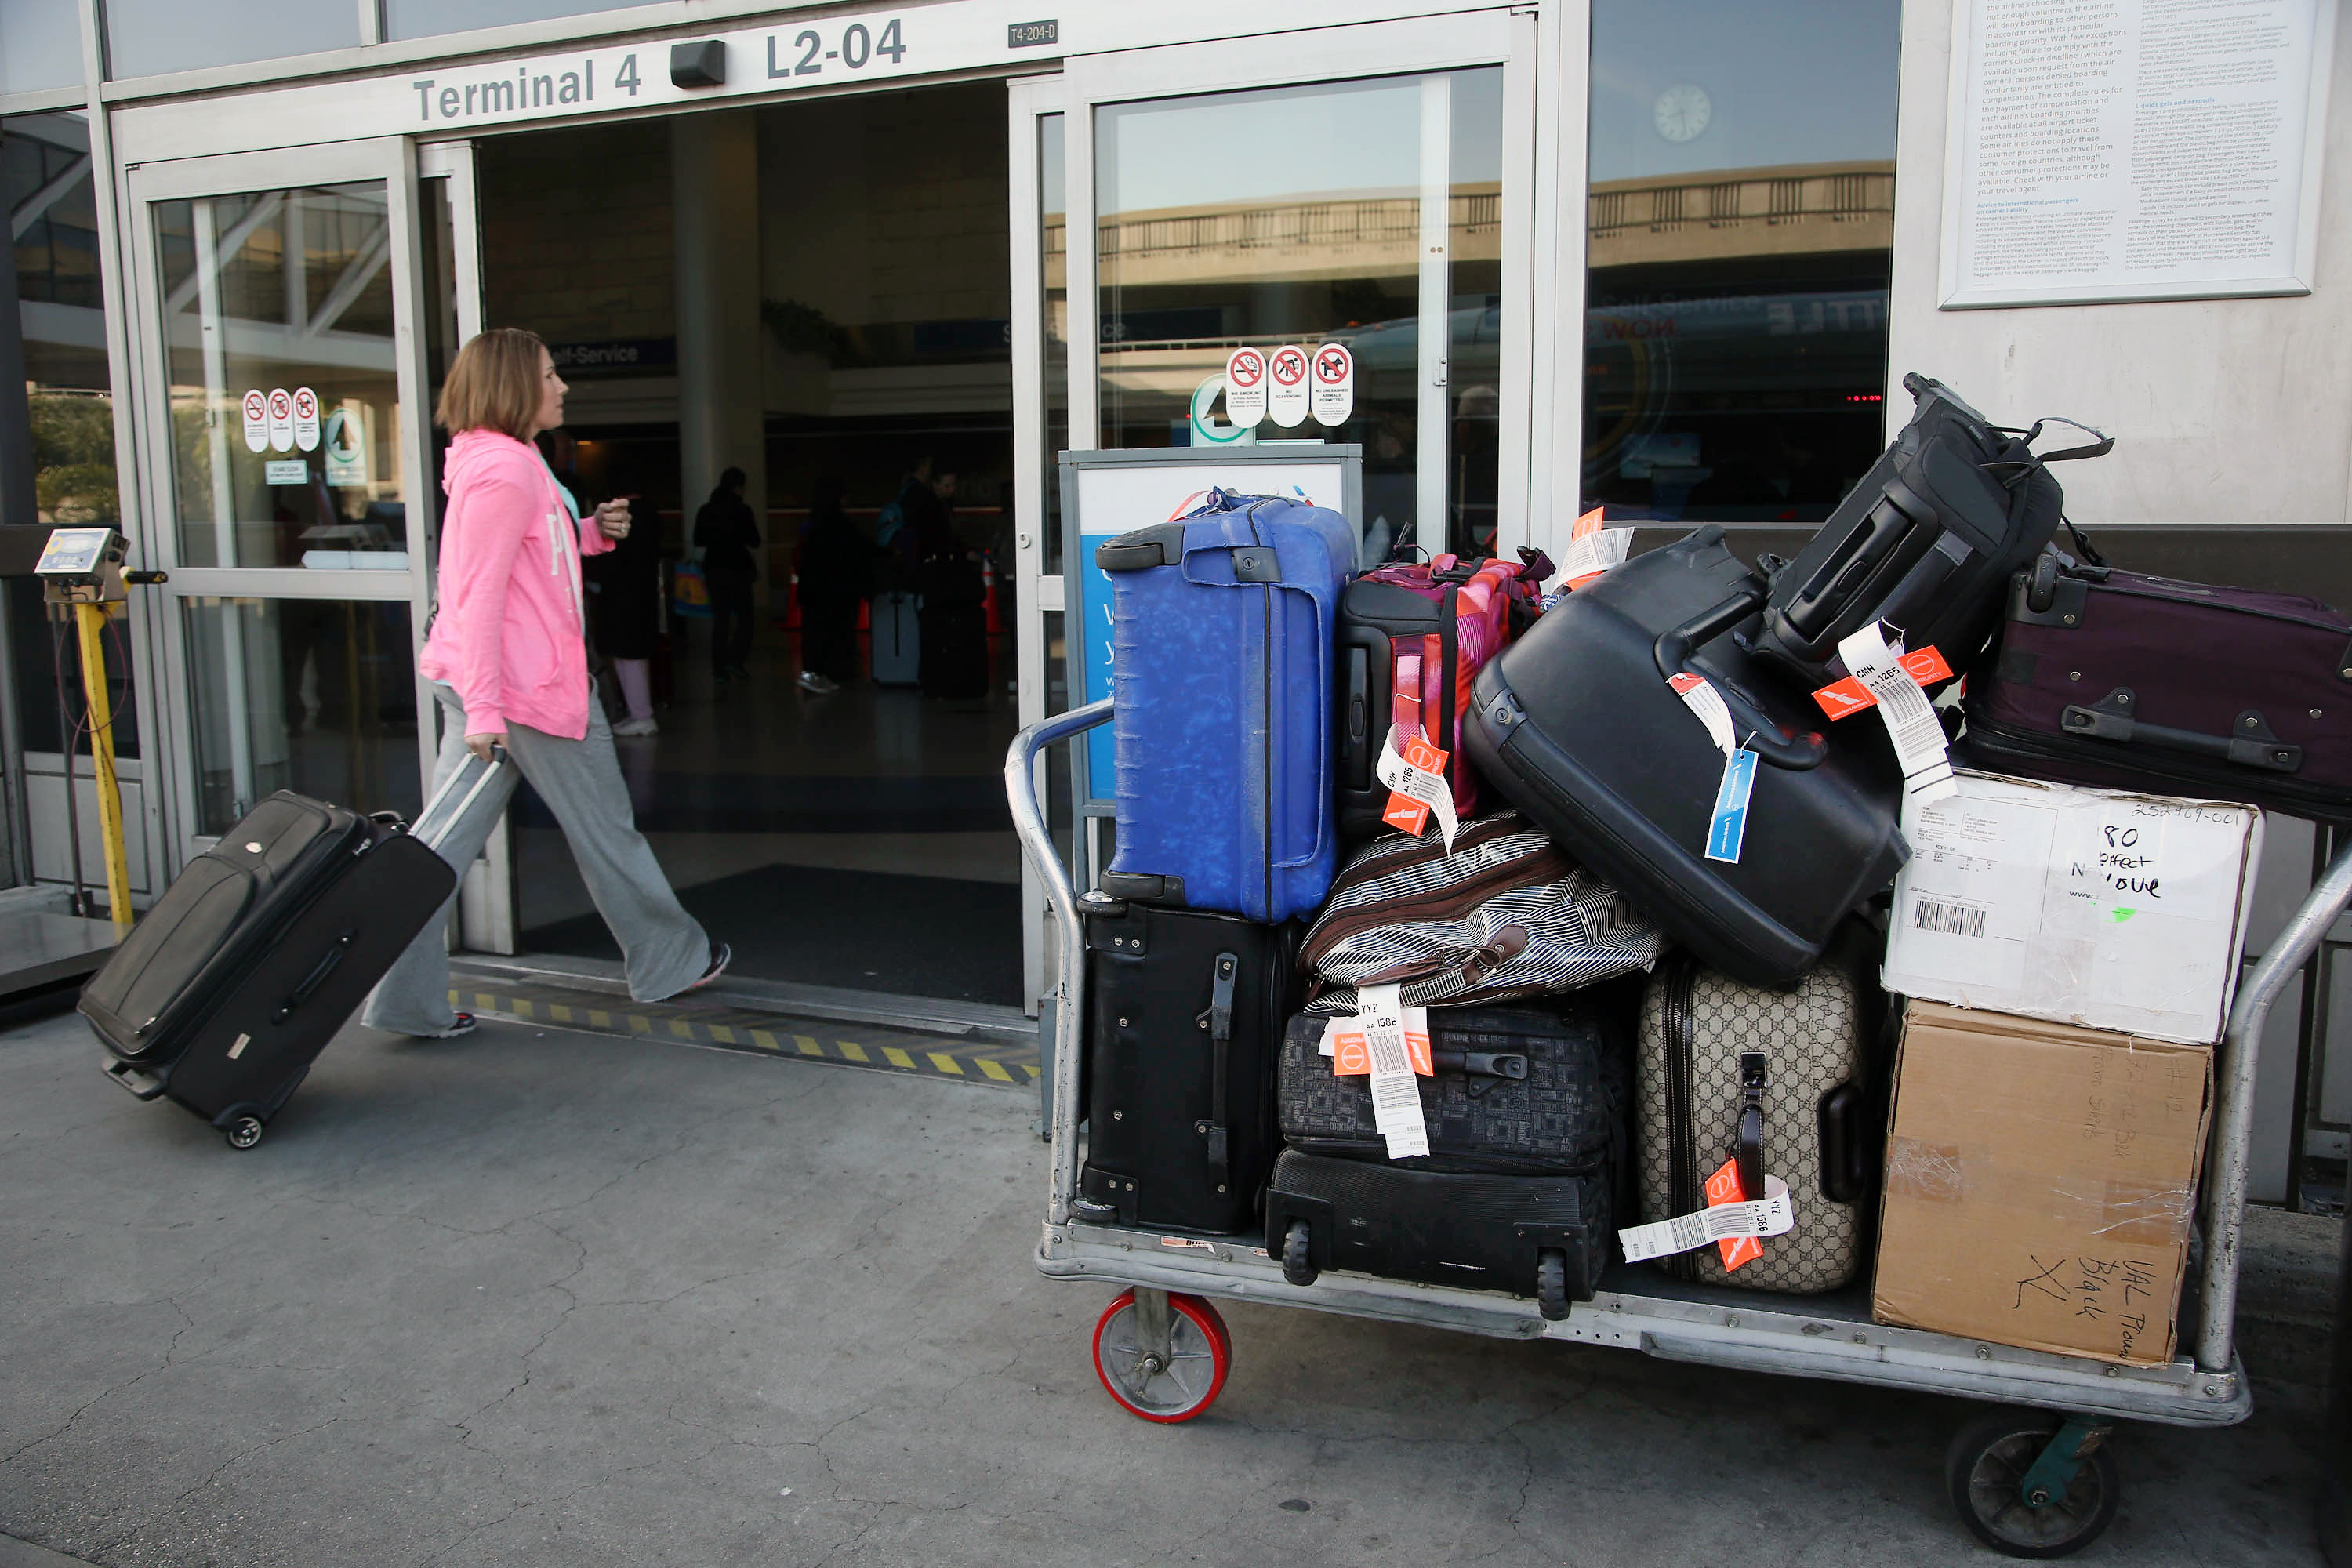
[1881,771,2263,1044]
[1871,1002,2212,1366]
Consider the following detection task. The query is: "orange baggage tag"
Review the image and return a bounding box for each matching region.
[1380,734,1453,838]
[1331,1029,1371,1075]
[1704,1158,1766,1272]
[1812,645,1955,719]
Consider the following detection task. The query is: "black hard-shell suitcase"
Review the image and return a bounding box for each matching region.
[1275,993,1633,1175]
[83,757,500,1148]
[1635,935,1888,1295]
[1076,893,1300,1235]
[1465,526,1908,986]
[1751,373,2107,687]
[1264,1150,1610,1317]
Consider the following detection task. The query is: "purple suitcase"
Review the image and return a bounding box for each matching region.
[1957,548,2352,824]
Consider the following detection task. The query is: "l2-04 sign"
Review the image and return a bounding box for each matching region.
[1223,347,1267,427]
[1312,343,1355,426]
[1267,345,1309,428]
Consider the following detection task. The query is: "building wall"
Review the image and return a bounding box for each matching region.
[1886,0,2352,525]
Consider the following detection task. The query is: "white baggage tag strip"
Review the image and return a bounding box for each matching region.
[1667,672,1737,758]
[1321,1002,1427,1058]
[1837,623,1957,808]
[1617,1176,1795,1264]
[1374,723,1461,849]
[1560,524,1633,590]
[1354,982,1431,1160]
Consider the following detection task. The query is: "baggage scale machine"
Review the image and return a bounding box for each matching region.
[1008,698,2342,1559]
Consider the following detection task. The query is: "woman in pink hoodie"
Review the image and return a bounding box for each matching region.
[363,329,727,1037]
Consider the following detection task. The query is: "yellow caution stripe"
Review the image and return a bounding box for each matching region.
[449,985,1039,1091]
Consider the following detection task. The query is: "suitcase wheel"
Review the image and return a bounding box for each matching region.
[1944,1408,2119,1559]
[1279,1221,1318,1288]
[224,1116,265,1151]
[1536,1250,1570,1323]
[1090,1289,1231,1424]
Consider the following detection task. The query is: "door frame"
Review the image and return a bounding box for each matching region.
[118,136,440,865]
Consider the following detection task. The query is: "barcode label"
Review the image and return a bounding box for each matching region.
[1356,982,1431,1159]
[1911,897,1987,938]
[1839,623,1957,806]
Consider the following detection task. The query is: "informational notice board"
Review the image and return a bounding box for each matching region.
[1059,446,1363,813]
[1940,0,2335,308]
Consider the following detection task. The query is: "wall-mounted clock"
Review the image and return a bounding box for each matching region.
[1653,83,1711,143]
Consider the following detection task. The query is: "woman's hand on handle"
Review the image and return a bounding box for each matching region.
[594,499,633,541]
[466,732,506,764]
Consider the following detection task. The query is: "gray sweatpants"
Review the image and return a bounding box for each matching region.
[361,683,710,1035]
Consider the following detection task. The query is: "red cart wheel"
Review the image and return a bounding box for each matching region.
[1091,1290,1231,1423]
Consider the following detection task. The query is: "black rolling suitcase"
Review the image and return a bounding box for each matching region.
[82,756,503,1148]
[1465,526,1908,986]
[1749,373,2108,688]
[1265,1153,1613,1318]
[1267,996,1633,1316]
[1074,892,1299,1235]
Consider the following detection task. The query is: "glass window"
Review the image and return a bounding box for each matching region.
[181,597,420,833]
[6,111,136,758]
[154,180,409,568]
[2,4,84,96]
[1039,111,1065,576]
[1581,0,1900,523]
[1095,69,1505,558]
[384,0,647,42]
[102,0,359,79]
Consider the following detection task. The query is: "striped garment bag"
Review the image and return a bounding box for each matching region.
[1301,812,1668,1013]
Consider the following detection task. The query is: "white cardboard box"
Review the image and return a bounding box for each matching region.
[1881,772,2263,1044]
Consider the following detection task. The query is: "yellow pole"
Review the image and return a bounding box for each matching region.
[75,601,134,929]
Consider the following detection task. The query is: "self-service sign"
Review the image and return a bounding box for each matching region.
[1267,345,1309,428]
[1312,343,1355,426]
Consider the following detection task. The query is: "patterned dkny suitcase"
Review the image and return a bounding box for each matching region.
[1274,994,1635,1175]
[1635,935,1886,1294]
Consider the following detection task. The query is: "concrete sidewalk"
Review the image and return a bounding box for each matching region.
[0,1003,2336,1567]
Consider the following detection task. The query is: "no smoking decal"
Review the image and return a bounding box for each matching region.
[1267,344,1309,429]
[1311,343,1355,427]
[1224,347,1267,428]
[241,390,269,454]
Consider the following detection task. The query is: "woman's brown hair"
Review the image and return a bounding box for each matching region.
[434,327,546,438]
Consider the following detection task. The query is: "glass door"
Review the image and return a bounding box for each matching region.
[1060,12,1537,561]
[123,140,439,869]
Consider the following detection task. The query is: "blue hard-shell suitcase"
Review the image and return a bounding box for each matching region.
[1095,492,1355,923]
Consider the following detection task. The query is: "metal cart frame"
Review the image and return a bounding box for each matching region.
[1008,699,2350,1549]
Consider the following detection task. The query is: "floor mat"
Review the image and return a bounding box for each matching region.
[521,862,1025,1004]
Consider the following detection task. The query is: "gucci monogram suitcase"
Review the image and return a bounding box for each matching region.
[1635,933,1888,1294]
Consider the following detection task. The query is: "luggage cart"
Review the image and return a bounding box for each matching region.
[1008,700,2347,1558]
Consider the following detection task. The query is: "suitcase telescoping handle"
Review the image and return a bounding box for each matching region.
[1194,953,1238,1191]
[1653,589,1828,771]
[410,746,510,855]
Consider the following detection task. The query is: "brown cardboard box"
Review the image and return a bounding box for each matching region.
[1871,1001,2212,1366]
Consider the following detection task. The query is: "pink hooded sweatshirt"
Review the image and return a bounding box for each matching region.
[418,427,613,741]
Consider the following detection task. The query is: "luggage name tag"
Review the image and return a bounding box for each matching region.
[1669,673,1759,865]
[1616,1171,1795,1265]
[1561,506,1633,591]
[1319,1006,1432,1075]
[1836,624,1958,808]
[1377,726,1461,848]
[1810,646,1955,720]
[1337,983,1432,1160]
